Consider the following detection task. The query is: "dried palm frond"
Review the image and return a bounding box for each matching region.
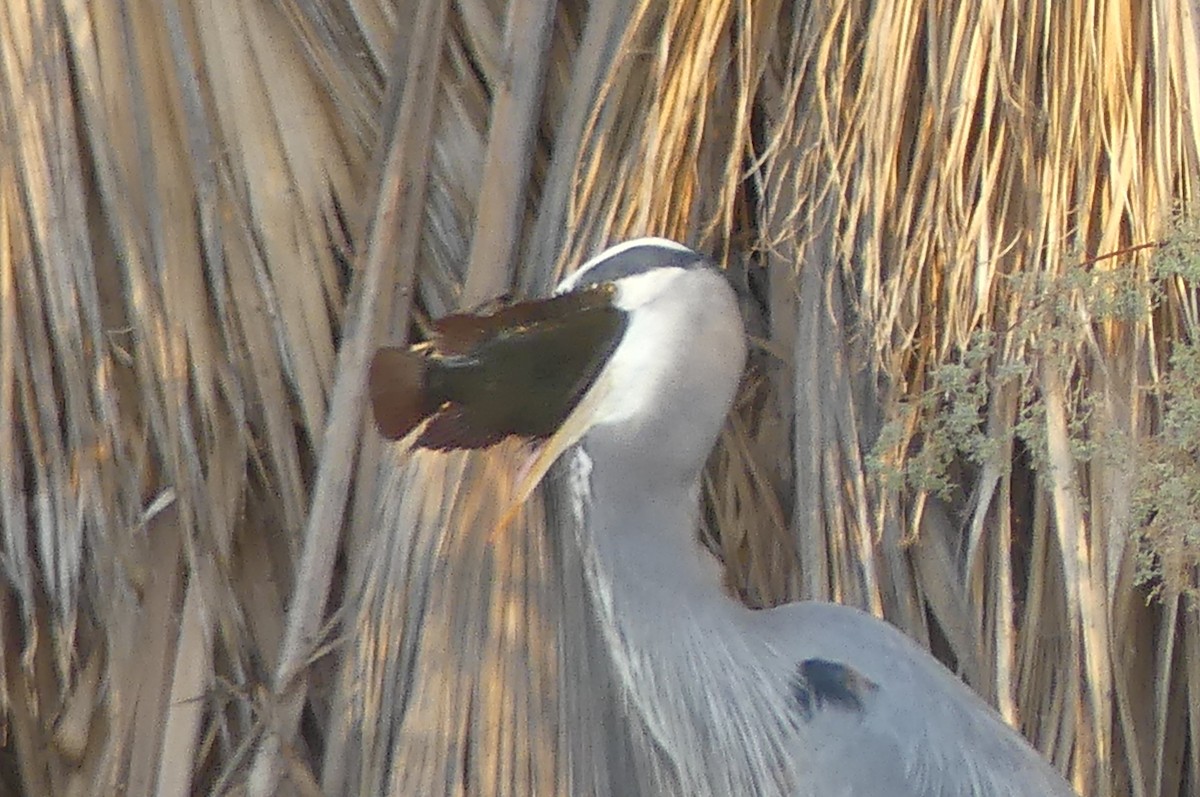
[1,0,372,793]
[755,3,1200,794]
[3,0,1200,795]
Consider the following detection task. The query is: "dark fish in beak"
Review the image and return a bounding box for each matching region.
[369,284,626,450]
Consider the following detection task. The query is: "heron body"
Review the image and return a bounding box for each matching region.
[369,239,1080,796]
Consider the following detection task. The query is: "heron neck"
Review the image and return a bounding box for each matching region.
[565,447,798,796]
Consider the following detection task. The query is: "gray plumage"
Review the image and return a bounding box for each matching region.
[547,239,1079,796]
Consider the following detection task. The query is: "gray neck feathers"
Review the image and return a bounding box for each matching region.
[563,447,799,797]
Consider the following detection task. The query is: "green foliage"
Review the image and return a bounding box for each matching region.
[871,243,1169,517]
[1129,216,1200,602]
[1153,212,1200,285]
[868,331,1004,503]
[1133,342,1200,602]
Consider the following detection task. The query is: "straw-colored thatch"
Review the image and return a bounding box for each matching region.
[3,0,1200,794]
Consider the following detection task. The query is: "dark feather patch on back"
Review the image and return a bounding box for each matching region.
[790,659,878,722]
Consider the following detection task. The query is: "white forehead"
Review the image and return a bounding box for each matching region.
[554,237,698,294]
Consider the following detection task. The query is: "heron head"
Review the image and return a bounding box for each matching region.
[550,239,747,484]
[369,238,747,501]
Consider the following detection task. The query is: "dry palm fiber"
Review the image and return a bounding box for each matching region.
[0,0,373,793]
[2,0,1200,796]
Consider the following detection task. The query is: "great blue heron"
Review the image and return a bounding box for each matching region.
[369,239,1080,796]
